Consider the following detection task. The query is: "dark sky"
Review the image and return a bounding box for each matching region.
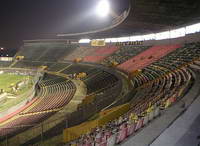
[0,0,129,48]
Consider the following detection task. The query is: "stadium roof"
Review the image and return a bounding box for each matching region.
[58,0,200,39]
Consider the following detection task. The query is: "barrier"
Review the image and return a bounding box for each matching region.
[65,91,187,146]
[98,104,130,126]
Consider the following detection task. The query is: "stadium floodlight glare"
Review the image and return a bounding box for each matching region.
[96,0,110,17]
[79,39,91,43]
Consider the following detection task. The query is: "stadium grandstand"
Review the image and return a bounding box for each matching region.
[0,0,200,146]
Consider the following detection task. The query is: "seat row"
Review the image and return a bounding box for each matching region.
[18,42,78,62]
[83,46,118,63]
[67,66,192,146]
[84,71,119,94]
[102,45,150,65]
[21,77,76,114]
[66,42,200,145]
[118,44,181,72]
[0,74,76,138]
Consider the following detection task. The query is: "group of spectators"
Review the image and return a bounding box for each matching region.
[68,95,177,146]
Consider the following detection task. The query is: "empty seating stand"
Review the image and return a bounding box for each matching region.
[17,41,78,62]
[102,45,150,65]
[0,61,12,67]
[13,60,44,69]
[83,46,118,63]
[47,62,71,72]
[17,44,48,61]
[83,71,119,94]
[64,46,99,61]
[118,44,181,72]
[39,45,77,62]
[61,64,95,74]
[0,74,76,138]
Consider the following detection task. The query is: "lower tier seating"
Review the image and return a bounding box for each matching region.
[67,67,193,146]
[83,71,119,94]
[0,74,76,138]
[0,112,54,139]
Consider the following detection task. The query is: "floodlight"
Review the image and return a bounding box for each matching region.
[96,0,110,17]
[79,39,91,43]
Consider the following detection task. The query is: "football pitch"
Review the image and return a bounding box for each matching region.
[0,73,33,112]
[0,73,29,92]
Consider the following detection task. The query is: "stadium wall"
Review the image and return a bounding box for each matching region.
[79,32,200,48]
[142,32,200,46]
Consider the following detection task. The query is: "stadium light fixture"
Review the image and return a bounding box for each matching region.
[79,39,91,43]
[96,0,110,17]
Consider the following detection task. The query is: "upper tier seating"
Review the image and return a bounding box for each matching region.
[39,45,77,62]
[13,60,71,72]
[0,61,12,68]
[102,45,150,65]
[64,46,99,61]
[118,44,181,72]
[17,42,78,62]
[132,42,200,88]
[61,64,95,74]
[47,62,71,72]
[13,60,44,69]
[83,46,118,63]
[17,44,48,61]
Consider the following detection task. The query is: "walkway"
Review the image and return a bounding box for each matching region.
[150,93,200,146]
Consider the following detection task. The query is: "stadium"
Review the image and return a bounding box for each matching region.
[0,0,200,145]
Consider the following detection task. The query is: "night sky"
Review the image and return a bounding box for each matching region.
[0,0,129,49]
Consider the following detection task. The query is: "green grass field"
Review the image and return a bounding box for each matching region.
[0,73,33,112]
[0,73,29,92]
